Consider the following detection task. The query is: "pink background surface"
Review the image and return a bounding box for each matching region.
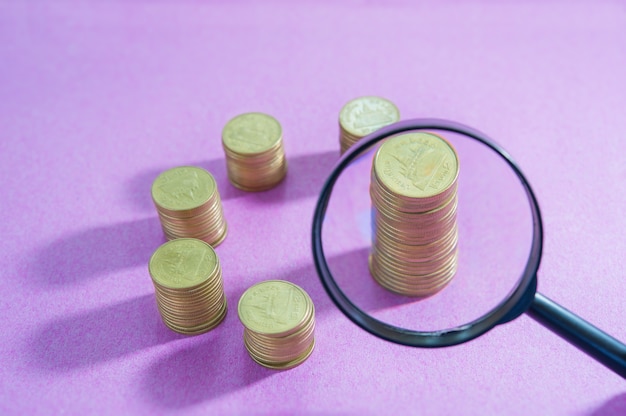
[1,1,626,415]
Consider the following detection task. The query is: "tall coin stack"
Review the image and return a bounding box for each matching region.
[148,238,227,335]
[238,280,315,370]
[222,112,287,191]
[151,166,228,247]
[338,96,400,155]
[369,132,460,297]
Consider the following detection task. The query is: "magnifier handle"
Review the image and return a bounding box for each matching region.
[527,292,626,379]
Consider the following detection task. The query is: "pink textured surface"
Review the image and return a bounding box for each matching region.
[1,1,625,414]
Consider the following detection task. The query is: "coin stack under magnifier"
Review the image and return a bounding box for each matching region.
[148,238,227,335]
[222,112,287,192]
[338,96,400,155]
[151,166,228,247]
[238,280,315,370]
[369,132,460,297]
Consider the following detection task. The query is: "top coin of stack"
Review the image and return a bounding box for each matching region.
[148,238,228,335]
[338,96,400,155]
[369,132,460,297]
[238,280,315,370]
[222,112,287,191]
[151,166,228,247]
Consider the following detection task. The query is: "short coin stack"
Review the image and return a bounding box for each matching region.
[238,280,315,370]
[148,238,227,335]
[151,166,228,247]
[222,112,287,191]
[369,132,460,297]
[339,96,400,155]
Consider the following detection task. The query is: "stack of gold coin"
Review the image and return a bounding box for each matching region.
[222,112,287,191]
[148,238,227,335]
[339,96,400,155]
[238,280,315,370]
[369,132,460,297]
[151,166,227,247]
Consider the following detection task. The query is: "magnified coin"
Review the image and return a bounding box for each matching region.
[321,128,532,332]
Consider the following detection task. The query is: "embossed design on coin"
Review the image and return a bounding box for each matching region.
[222,112,282,154]
[339,96,400,137]
[151,166,216,211]
[149,239,217,289]
[238,280,308,335]
[375,132,459,198]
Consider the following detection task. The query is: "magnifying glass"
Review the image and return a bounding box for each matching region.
[312,118,626,379]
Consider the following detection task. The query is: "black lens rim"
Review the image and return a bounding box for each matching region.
[311,118,543,347]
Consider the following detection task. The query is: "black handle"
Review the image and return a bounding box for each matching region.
[526,292,626,378]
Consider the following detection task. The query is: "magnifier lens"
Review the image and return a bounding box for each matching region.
[322,131,534,332]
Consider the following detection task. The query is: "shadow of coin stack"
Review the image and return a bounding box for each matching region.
[238,280,315,370]
[222,112,287,191]
[148,238,227,335]
[151,166,228,247]
[338,96,400,155]
[369,132,460,297]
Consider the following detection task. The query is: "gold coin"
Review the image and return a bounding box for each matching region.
[161,301,228,335]
[222,113,287,192]
[148,238,218,290]
[223,141,284,161]
[222,112,282,155]
[246,311,315,343]
[157,291,225,312]
[244,338,315,370]
[376,266,457,292]
[375,222,457,246]
[371,182,458,218]
[157,301,226,325]
[369,131,461,297]
[372,177,458,213]
[238,280,311,336]
[373,248,458,277]
[239,281,315,369]
[373,132,459,199]
[369,256,457,294]
[374,235,458,263]
[151,166,216,213]
[157,200,223,224]
[339,96,400,138]
[154,275,221,296]
[245,329,315,362]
